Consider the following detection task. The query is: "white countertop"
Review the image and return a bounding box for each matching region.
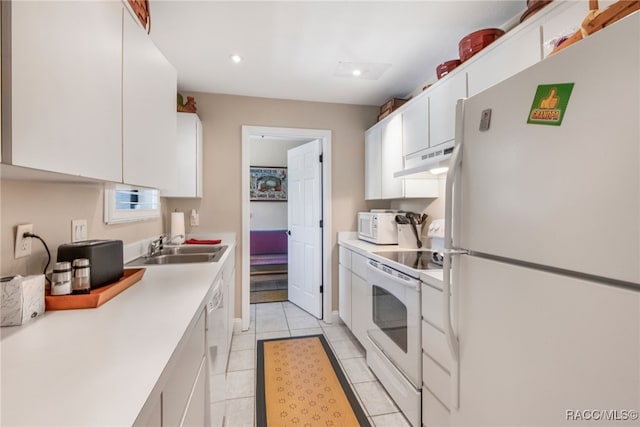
[338,232,443,287]
[0,234,235,426]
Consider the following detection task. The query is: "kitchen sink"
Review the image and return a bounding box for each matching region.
[158,245,226,255]
[125,245,227,266]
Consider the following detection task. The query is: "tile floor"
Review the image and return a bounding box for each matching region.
[220,301,411,427]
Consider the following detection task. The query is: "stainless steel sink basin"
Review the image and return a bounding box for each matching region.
[126,245,227,266]
[158,245,226,255]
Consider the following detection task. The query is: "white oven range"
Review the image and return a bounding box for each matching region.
[365,250,441,427]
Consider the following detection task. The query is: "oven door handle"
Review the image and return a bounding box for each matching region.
[367,260,420,291]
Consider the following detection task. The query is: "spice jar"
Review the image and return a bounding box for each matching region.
[71,258,91,295]
[51,262,72,296]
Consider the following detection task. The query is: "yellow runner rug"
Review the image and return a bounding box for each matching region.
[256,335,370,426]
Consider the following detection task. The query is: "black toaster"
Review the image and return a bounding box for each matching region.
[57,240,124,289]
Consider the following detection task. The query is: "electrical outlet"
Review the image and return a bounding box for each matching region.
[71,219,88,242]
[190,209,199,226]
[15,224,33,259]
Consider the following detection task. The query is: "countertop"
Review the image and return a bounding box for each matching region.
[0,233,235,426]
[338,232,443,287]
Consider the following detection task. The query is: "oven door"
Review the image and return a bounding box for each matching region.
[366,260,422,388]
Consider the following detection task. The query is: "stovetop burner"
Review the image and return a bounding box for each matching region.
[374,250,443,271]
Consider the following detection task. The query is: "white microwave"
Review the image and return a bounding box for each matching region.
[357,212,398,244]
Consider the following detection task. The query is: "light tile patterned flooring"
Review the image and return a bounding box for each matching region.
[221,302,411,427]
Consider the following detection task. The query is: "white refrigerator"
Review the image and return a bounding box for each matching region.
[441,11,640,426]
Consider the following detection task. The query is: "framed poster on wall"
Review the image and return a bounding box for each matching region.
[250,166,287,201]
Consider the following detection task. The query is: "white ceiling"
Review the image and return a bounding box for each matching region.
[149,1,527,106]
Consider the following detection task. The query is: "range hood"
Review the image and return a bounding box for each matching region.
[394,140,455,178]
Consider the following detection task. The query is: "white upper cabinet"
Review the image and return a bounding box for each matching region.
[402,94,430,156]
[380,115,404,199]
[466,24,542,97]
[365,125,382,200]
[6,1,123,182]
[122,12,177,190]
[429,70,467,147]
[162,113,203,198]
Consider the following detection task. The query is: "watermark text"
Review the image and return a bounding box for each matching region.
[566,409,639,422]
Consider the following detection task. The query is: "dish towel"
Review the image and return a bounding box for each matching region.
[185,239,222,245]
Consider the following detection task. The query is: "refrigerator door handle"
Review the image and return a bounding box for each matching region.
[443,98,466,410]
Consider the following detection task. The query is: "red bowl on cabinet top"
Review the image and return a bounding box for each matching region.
[458,28,505,62]
[436,59,462,79]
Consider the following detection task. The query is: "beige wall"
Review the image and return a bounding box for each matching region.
[0,179,164,276]
[165,92,384,315]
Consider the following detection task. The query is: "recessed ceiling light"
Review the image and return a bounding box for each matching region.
[334,62,391,80]
[230,54,243,63]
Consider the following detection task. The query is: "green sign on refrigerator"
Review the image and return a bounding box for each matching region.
[527,83,574,126]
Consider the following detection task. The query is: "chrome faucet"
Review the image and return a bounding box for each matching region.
[147,234,186,257]
[147,234,166,257]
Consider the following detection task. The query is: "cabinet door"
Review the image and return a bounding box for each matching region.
[429,70,467,147]
[364,125,382,200]
[350,273,368,349]
[402,95,429,156]
[8,1,122,181]
[179,357,207,427]
[466,25,541,97]
[122,12,177,190]
[380,115,404,199]
[163,311,205,427]
[163,113,203,198]
[338,264,352,329]
[223,255,236,351]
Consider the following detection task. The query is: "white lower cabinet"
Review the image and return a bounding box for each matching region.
[350,272,368,348]
[337,246,369,348]
[163,310,206,426]
[338,263,352,328]
[223,253,236,350]
[421,281,452,426]
[422,386,450,427]
[180,357,207,427]
[135,309,207,427]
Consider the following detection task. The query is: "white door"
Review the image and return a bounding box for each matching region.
[287,139,322,318]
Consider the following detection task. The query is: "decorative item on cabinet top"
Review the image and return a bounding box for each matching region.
[177,93,198,113]
[520,0,554,22]
[458,28,505,62]
[378,97,409,122]
[549,0,640,55]
[128,0,151,34]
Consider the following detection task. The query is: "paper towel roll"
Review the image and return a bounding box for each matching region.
[171,212,186,244]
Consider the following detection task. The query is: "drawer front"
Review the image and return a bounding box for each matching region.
[421,320,452,373]
[422,283,444,330]
[422,352,451,410]
[351,251,368,279]
[338,246,351,268]
[163,310,206,427]
[422,386,451,427]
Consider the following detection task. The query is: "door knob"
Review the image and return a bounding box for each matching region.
[287,230,291,236]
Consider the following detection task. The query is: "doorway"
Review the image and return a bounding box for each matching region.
[242,126,332,330]
[248,137,309,304]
